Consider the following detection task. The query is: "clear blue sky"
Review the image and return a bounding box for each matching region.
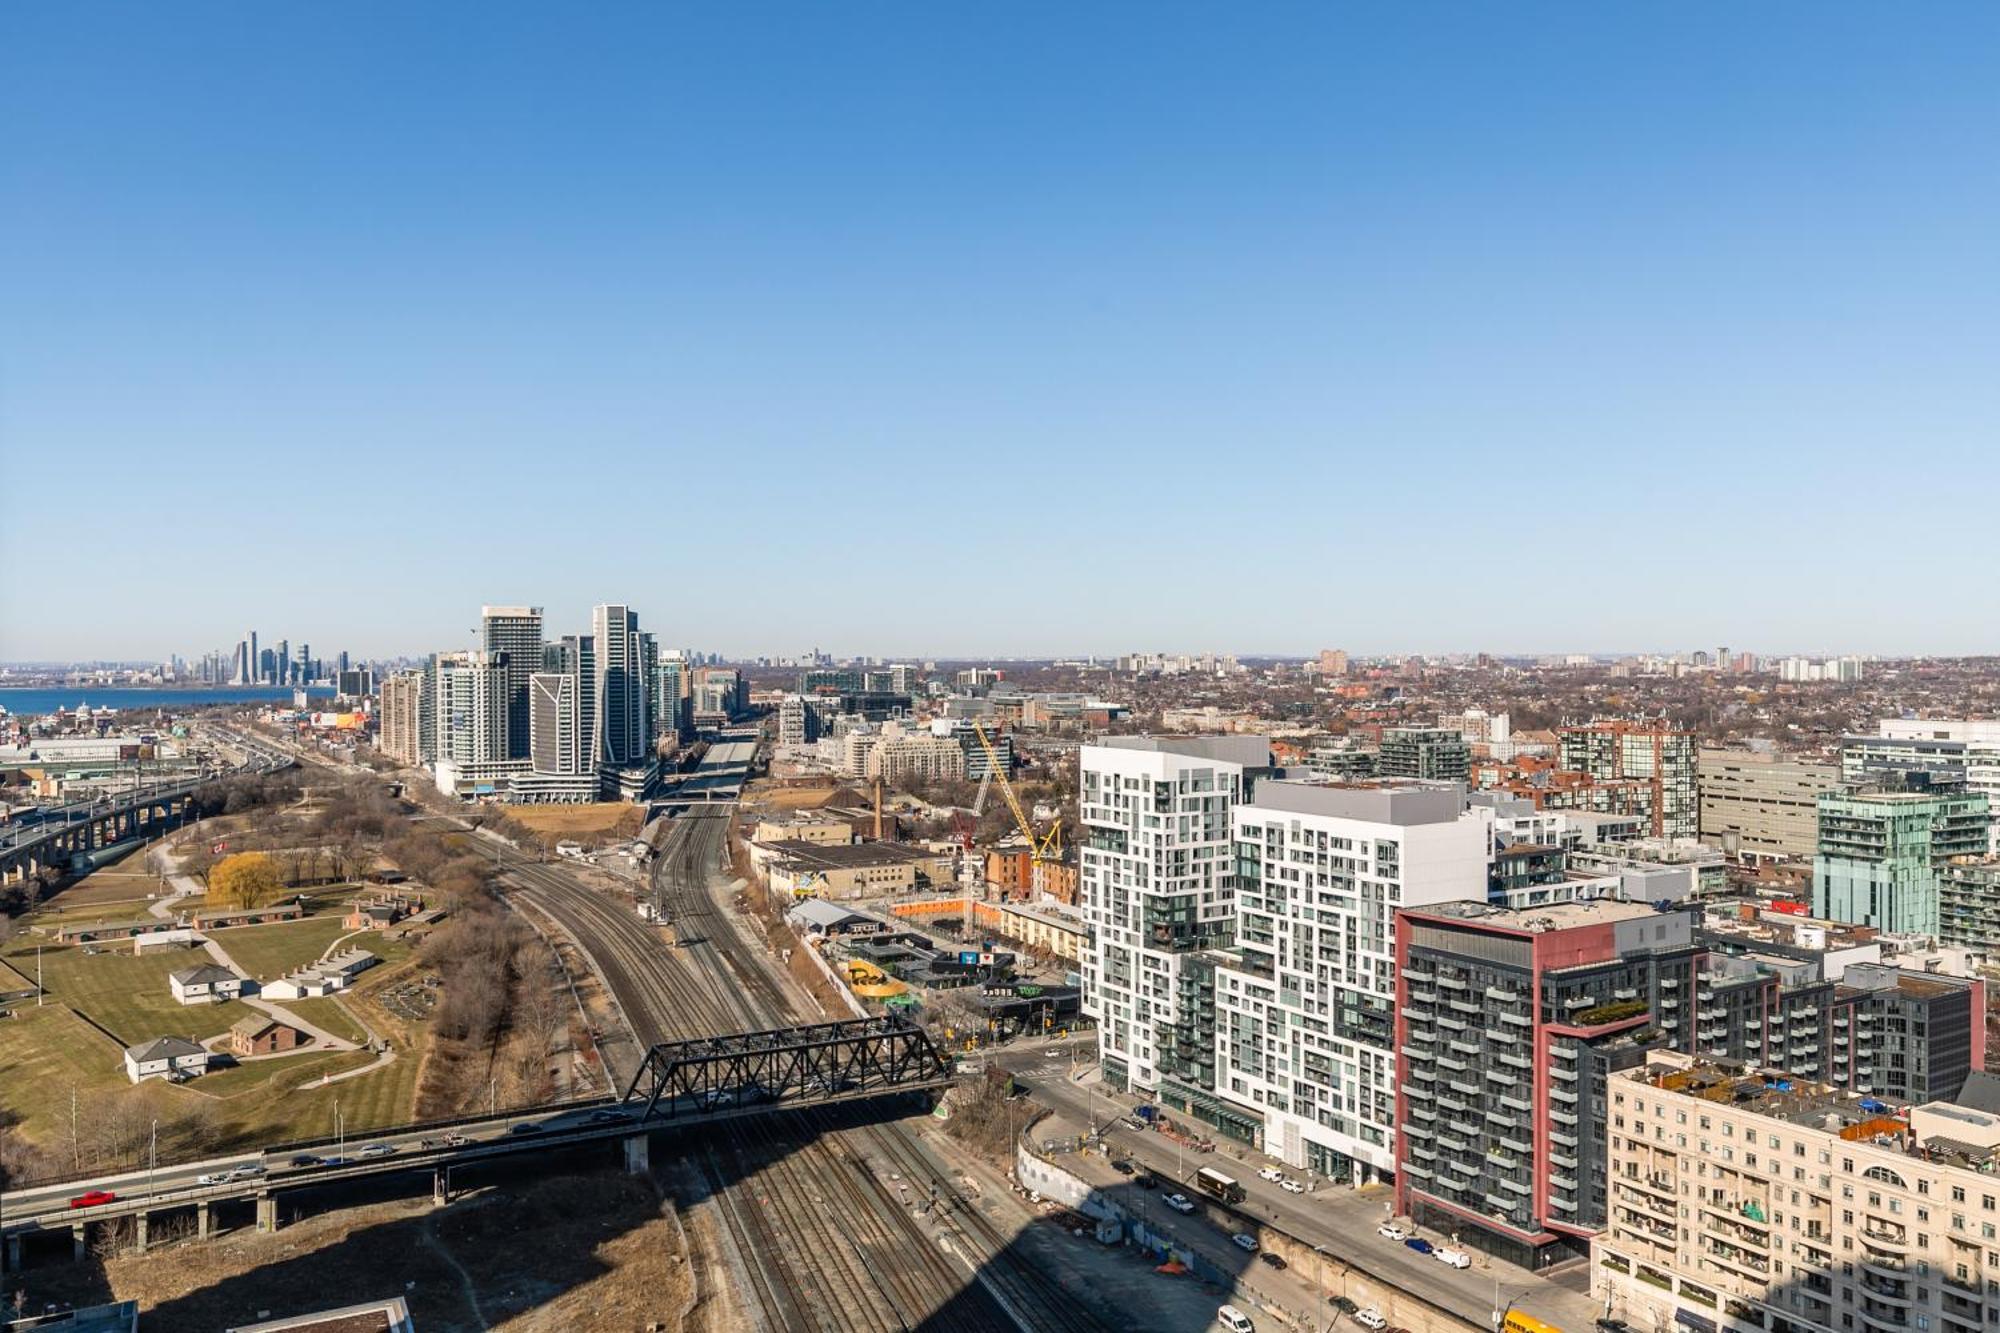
[5,4,1999,662]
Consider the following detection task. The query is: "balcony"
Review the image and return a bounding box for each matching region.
[1486,985,1521,1003]
[1860,1254,1910,1282]
[1550,1063,1577,1082]
[1704,1241,1771,1279]
[1858,1304,1911,1332]
[1860,1275,1913,1307]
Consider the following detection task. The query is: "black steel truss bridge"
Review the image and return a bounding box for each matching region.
[621,1015,952,1120]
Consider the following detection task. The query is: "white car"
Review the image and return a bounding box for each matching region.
[1355,1310,1388,1331]
[1280,1177,1304,1194]
[195,1172,227,1186]
[1377,1223,1407,1241]
[1231,1232,1259,1252]
[1257,1166,1284,1182]
[1164,1193,1197,1214]
[1434,1246,1471,1269]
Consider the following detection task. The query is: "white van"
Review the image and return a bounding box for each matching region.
[1218,1306,1255,1333]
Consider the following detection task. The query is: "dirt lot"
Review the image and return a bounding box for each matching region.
[742,781,838,811]
[15,1171,692,1333]
[504,804,647,840]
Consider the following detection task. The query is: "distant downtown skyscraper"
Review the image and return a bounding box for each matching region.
[480,605,544,761]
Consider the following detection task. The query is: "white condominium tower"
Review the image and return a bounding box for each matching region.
[1079,736,1271,1099]
[434,650,509,766]
[1214,780,1488,1183]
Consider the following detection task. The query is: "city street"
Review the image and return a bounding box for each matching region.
[992,1039,1602,1331]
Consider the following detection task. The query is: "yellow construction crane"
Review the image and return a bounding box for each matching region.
[972,720,1062,862]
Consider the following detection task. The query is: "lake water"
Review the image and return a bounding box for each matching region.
[0,686,335,717]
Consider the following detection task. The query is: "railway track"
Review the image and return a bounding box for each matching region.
[495,809,1115,1333]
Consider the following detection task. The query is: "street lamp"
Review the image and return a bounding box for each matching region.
[1312,1244,1329,1332]
[148,1118,158,1201]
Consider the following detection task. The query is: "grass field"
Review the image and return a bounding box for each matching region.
[4,941,255,1046]
[0,1004,133,1141]
[280,995,370,1044]
[35,860,170,907]
[504,802,646,838]
[210,918,355,980]
[24,892,160,924]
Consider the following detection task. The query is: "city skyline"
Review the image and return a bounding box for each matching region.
[7,5,2000,658]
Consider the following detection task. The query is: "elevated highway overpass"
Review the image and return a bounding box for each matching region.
[1,1016,953,1272]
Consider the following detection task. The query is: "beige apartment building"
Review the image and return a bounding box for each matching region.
[1699,749,1843,862]
[1600,1052,2000,1333]
[863,734,965,784]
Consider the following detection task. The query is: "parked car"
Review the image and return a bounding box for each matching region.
[1111,1158,1134,1175]
[1331,1295,1360,1315]
[1596,1322,1634,1333]
[1164,1193,1196,1213]
[1231,1232,1259,1252]
[1377,1223,1408,1241]
[1434,1247,1471,1269]
[1403,1237,1433,1255]
[1355,1310,1389,1331]
[68,1190,116,1209]
[1132,1172,1158,1189]
[1257,1251,1287,1270]
[1257,1166,1284,1182]
[1280,1177,1304,1194]
[1217,1306,1255,1333]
